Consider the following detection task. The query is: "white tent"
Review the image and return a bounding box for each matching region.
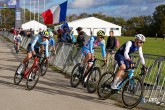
[54,17,121,36]
[21,20,47,35]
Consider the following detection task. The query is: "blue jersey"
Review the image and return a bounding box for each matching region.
[30,35,49,57]
[83,36,106,57]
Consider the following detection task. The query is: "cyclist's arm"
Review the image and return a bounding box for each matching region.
[138,47,145,65]
[31,36,39,54]
[50,38,56,51]
[13,35,16,42]
[45,40,49,58]
[124,41,132,60]
[89,37,94,54]
[99,40,106,61]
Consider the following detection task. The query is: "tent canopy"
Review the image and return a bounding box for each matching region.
[68,17,121,28]
[55,17,121,36]
[21,20,47,35]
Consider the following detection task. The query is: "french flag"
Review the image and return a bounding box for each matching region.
[41,1,67,24]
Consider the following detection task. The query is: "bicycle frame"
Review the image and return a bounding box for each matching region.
[23,57,40,78]
[117,69,134,89]
[83,58,103,78]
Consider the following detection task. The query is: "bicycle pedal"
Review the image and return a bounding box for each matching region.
[111,89,119,94]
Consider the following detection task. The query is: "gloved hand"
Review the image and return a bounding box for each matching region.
[142,65,148,70]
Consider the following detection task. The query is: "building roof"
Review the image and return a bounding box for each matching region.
[67,17,121,28]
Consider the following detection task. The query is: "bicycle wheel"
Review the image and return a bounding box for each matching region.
[122,76,144,109]
[70,63,81,88]
[86,67,101,93]
[14,44,18,54]
[26,66,41,90]
[97,72,114,100]
[40,60,48,76]
[14,64,24,85]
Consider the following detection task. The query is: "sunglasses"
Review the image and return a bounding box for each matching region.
[139,41,144,44]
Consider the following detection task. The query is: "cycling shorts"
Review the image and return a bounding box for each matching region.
[115,53,130,69]
[82,47,91,56]
[27,43,39,54]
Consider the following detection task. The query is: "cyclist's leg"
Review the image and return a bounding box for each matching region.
[17,44,32,74]
[79,47,91,73]
[111,54,126,89]
[17,42,19,51]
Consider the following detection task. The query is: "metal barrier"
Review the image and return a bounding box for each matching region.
[0,31,165,106]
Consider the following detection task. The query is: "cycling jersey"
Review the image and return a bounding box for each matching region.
[30,35,49,57]
[116,40,145,65]
[82,36,106,57]
[13,34,22,42]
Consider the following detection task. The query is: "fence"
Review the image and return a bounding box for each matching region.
[0,31,165,106]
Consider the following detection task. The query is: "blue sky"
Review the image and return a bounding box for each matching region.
[21,0,165,19]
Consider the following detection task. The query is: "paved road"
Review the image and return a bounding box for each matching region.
[0,36,128,110]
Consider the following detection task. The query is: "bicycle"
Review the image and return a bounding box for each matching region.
[70,58,105,93]
[14,54,42,90]
[14,41,19,54]
[97,62,146,108]
[39,50,55,76]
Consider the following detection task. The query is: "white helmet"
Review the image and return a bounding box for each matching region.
[135,34,146,42]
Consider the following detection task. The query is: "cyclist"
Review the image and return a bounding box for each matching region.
[17,31,50,74]
[111,34,147,89]
[79,30,107,82]
[48,31,56,53]
[13,31,22,53]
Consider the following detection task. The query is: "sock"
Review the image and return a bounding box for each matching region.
[116,78,123,86]
[112,77,120,86]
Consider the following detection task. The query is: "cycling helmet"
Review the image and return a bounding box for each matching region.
[135,34,146,42]
[42,31,49,38]
[97,30,105,37]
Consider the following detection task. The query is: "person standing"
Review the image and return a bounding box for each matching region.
[106,31,117,69]
[73,27,85,63]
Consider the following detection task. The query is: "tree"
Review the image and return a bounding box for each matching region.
[153,5,165,35]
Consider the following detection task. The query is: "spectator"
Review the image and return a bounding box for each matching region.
[69,28,76,44]
[75,27,84,47]
[60,26,71,43]
[73,29,86,63]
[19,28,25,36]
[57,28,63,42]
[106,30,117,68]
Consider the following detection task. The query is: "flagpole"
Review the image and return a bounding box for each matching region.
[30,0,31,21]
[44,0,45,30]
[24,0,25,23]
[38,0,39,29]
[34,0,35,20]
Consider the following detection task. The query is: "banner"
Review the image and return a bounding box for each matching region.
[0,0,19,8]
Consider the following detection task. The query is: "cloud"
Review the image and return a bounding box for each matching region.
[69,0,110,9]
